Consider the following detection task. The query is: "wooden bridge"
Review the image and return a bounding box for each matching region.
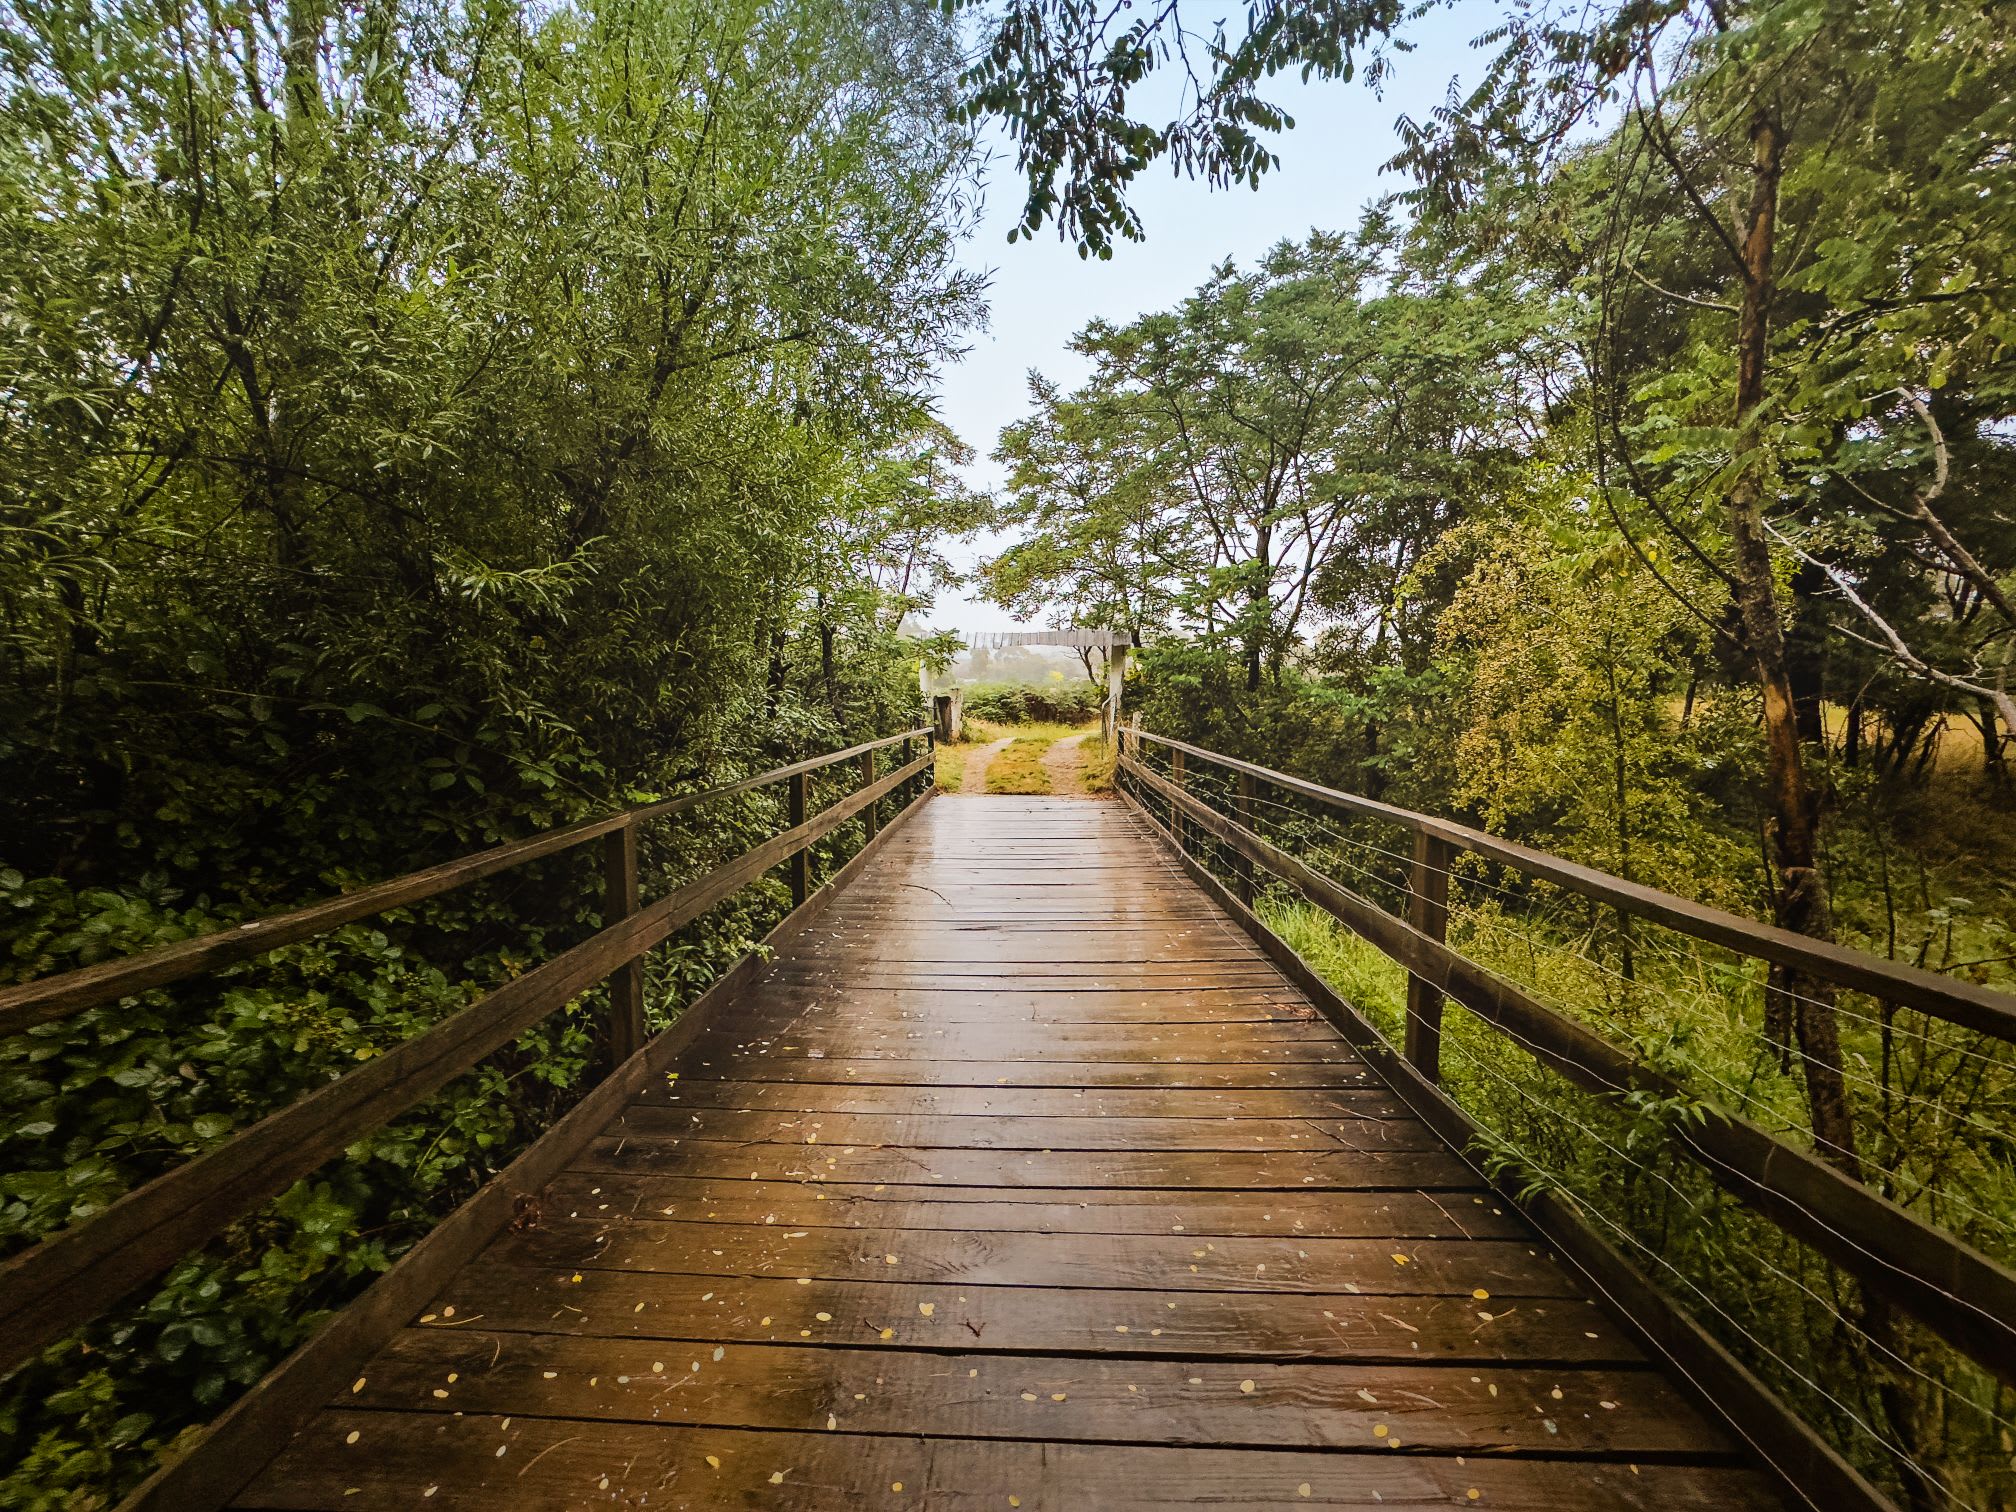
[4,727,2013,1510]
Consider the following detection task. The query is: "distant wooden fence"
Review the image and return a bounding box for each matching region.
[0,729,933,1394]
[1117,729,2016,1512]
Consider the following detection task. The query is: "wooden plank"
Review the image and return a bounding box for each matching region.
[337,1329,1718,1457]
[1119,777,1886,1512]
[777,939,1272,962]
[494,1220,1583,1297]
[412,1258,1643,1363]
[234,1415,1781,1511]
[603,1104,1451,1152]
[635,1081,1406,1118]
[655,1057,1387,1089]
[764,962,1286,982]
[1126,755,2016,1389]
[569,1139,1479,1190]
[115,781,939,1512]
[702,1004,1324,1032]
[685,1019,1345,1050]
[534,1175,1525,1239]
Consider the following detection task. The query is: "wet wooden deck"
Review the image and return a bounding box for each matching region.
[236,797,1780,1509]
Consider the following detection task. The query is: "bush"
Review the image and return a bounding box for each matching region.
[962,681,1101,726]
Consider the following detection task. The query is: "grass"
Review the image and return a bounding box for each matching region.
[933,742,967,793]
[984,735,1056,794]
[962,715,1094,743]
[1080,733,1114,794]
[932,718,1106,797]
[1262,898,1408,1044]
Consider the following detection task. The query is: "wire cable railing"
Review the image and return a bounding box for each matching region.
[1114,727,2016,1512]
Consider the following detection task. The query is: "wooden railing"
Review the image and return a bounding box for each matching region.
[1117,729,2016,1512]
[0,729,934,1386]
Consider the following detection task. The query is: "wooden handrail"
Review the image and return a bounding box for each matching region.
[1120,748,2016,1391]
[1130,730,2016,1044]
[1117,781,1892,1512]
[0,729,927,1036]
[0,737,932,1380]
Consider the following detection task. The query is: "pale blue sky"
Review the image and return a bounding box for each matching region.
[924,0,1503,634]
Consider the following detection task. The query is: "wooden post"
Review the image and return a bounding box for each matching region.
[932,690,962,744]
[789,770,811,907]
[1170,747,1188,855]
[1405,831,1455,1081]
[1105,641,1127,745]
[860,749,878,840]
[1233,772,1257,906]
[602,821,645,1067]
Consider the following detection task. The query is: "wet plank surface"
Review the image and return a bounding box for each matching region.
[237,797,1782,1509]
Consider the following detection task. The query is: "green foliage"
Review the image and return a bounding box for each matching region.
[961,680,1102,725]
[980,0,2016,1499]
[1079,733,1115,793]
[0,0,980,1498]
[954,0,1408,257]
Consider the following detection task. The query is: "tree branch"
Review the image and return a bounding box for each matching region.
[1766,521,2016,730]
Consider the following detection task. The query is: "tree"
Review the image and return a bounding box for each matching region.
[0,0,982,1496]
[956,0,1408,256]
[1389,0,2016,1184]
[986,224,1554,690]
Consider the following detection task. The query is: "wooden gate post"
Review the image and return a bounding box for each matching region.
[1233,773,1257,906]
[860,749,879,840]
[602,820,645,1066]
[789,771,811,907]
[1105,641,1127,745]
[1405,831,1454,1080]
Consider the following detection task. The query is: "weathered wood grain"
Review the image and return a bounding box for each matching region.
[222,796,1785,1511]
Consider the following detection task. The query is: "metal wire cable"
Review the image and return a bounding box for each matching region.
[1120,770,2016,1435]
[1438,1029,2010,1492]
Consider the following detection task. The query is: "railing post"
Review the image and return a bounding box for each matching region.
[1170,746,1188,855]
[1405,831,1454,1081]
[602,819,645,1066]
[860,748,879,840]
[789,770,811,907]
[1233,772,1257,906]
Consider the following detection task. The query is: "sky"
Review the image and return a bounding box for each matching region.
[922,0,1503,636]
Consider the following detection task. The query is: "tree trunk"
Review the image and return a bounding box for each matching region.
[1245,525,1271,693]
[1978,699,2004,783]
[1726,106,1861,1179]
[1786,558,1828,750]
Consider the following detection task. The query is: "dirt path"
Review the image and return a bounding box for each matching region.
[958,736,1013,794]
[1040,732,1093,797]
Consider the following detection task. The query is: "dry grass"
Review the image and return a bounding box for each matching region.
[984,735,1056,794]
[963,715,1094,743]
[933,742,967,793]
[1080,733,1114,793]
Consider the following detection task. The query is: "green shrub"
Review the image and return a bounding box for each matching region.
[962,681,1101,726]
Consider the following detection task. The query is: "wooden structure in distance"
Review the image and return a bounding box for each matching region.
[952,627,1135,741]
[214,798,1783,1510]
